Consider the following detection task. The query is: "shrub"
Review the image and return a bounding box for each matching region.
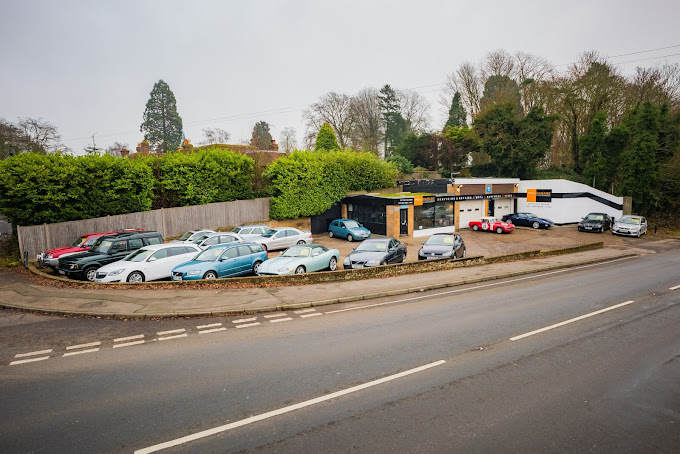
[387,154,414,175]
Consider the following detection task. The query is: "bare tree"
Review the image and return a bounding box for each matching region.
[443,62,483,120]
[482,49,516,80]
[16,117,63,153]
[627,63,680,108]
[303,92,354,148]
[106,141,129,157]
[398,89,430,132]
[280,127,297,153]
[200,127,231,145]
[514,51,555,112]
[349,87,382,154]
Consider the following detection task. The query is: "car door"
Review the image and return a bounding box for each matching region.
[515,214,528,227]
[308,247,325,272]
[164,247,197,278]
[268,230,286,249]
[216,247,239,277]
[145,248,171,281]
[640,217,647,234]
[235,245,255,275]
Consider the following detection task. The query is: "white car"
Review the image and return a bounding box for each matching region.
[94,243,201,283]
[611,215,647,237]
[252,227,313,251]
[171,229,215,243]
[231,225,272,241]
[194,232,244,249]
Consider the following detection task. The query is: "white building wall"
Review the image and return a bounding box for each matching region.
[517,179,623,224]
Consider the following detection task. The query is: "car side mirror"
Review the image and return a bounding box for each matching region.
[421,242,425,245]
[148,256,157,262]
[353,247,356,251]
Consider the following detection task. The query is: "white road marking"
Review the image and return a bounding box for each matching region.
[510,300,635,341]
[301,313,322,318]
[63,348,99,357]
[232,317,258,324]
[134,359,447,454]
[669,284,680,290]
[113,340,146,348]
[326,256,636,314]
[157,329,186,336]
[66,341,101,350]
[235,322,260,328]
[14,349,53,358]
[197,323,222,329]
[158,334,188,341]
[198,328,227,334]
[294,308,316,314]
[114,334,144,342]
[269,317,293,323]
[10,356,50,365]
[264,313,289,318]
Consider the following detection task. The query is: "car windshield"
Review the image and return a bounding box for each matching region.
[231,227,243,233]
[91,239,113,254]
[482,218,498,223]
[193,248,223,262]
[192,233,211,242]
[82,236,100,247]
[525,213,537,219]
[355,241,388,252]
[585,214,604,221]
[261,229,278,238]
[426,236,455,246]
[178,231,195,241]
[618,216,641,224]
[344,221,360,229]
[71,237,86,247]
[281,246,314,257]
[125,249,152,262]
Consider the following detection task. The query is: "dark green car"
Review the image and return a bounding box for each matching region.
[57,231,163,281]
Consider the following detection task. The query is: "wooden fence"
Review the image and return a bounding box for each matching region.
[18,198,270,260]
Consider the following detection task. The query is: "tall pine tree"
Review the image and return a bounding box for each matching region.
[140,80,183,153]
[445,92,467,129]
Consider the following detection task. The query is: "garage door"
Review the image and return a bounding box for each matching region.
[493,198,513,219]
[458,200,484,229]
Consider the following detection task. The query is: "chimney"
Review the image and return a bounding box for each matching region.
[270,139,279,151]
[120,148,130,158]
[141,141,149,156]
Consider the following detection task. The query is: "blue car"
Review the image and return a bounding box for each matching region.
[328,219,371,242]
[501,212,554,229]
[171,242,267,280]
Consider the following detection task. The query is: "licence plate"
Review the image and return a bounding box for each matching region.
[585,226,592,230]
[58,270,65,275]
[172,275,182,281]
[351,264,363,269]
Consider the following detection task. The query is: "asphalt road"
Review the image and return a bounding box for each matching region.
[1,243,679,453]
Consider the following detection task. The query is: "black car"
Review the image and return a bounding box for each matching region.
[578,212,613,233]
[343,238,407,269]
[418,233,466,260]
[501,212,554,229]
[57,231,164,281]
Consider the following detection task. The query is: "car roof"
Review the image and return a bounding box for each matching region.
[137,243,198,251]
[431,232,457,236]
[363,238,391,242]
[202,232,239,238]
[271,226,297,231]
[204,241,260,250]
[236,224,269,229]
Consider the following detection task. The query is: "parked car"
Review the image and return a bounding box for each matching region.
[94,243,201,283]
[171,229,215,243]
[230,225,272,240]
[501,212,554,229]
[257,244,340,275]
[37,229,145,269]
[171,243,267,280]
[328,219,371,242]
[469,217,514,234]
[343,238,407,269]
[418,233,466,260]
[194,232,243,249]
[611,215,647,237]
[252,227,313,251]
[578,212,613,233]
[57,231,164,281]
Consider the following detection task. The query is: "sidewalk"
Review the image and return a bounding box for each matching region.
[0,247,636,318]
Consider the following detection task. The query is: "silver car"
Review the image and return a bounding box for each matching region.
[231,225,272,241]
[252,227,313,251]
[194,232,244,249]
[612,215,647,237]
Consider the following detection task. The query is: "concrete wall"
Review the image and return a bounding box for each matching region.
[18,198,270,260]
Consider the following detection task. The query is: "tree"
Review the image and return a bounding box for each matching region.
[443,62,482,119]
[140,79,184,153]
[349,87,383,154]
[280,127,297,153]
[83,134,104,155]
[445,92,467,129]
[106,142,129,157]
[200,127,230,145]
[303,92,354,148]
[14,117,65,154]
[250,121,273,149]
[379,84,408,157]
[398,89,430,132]
[480,75,522,113]
[386,154,414,174]
[315,122,339,150]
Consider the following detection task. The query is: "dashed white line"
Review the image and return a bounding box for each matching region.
[198,328,227,334]
[113,340,146,349]
[294,308,316,314]
[510,300,635,341]
[10,356,50,366]
[669,284,680,290]
[233,317,258,324]
[269,317,293,323]
[158,334,188,341]
[14,349,53,358]
[63,348,99,357]
[236,322,260,329]
[157,329,186,336]
[301,313,322,318]
[66,341,101,350]
[114,334,144,342]
[264,313,289,319]
[134,359,447,454]
[197,323,222,329]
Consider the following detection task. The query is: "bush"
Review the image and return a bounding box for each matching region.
[387,154,414,175]
[468,162,497,177]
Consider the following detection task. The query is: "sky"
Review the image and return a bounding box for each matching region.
[2,0,680,155]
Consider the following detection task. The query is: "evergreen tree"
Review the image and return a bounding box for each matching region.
[250,121,273,149]
[140,80,183,153]
[445,92,467,129]
[378,84,407,157]
[315,122,339,150]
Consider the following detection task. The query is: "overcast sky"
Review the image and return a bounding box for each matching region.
[2,0,679,155]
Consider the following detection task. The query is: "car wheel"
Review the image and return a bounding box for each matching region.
[328,257,337,271]
[636,231,641,238]
[203,271,218,279]
[496,227,503,234]
[297,240,305,245]
[252,260,263,274]
[401,253,407,263]
[472,225,479,231]
[461,247,467,258]
[127,271,145,283]
[329,230,334,238]
[295,265,306,274]
[347,234,353,242]
[84,266,98,282]
[380,260,387,266]
[532,221,540,229]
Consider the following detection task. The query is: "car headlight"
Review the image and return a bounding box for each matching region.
[343,257,350,265]
[277,267,290,273]
[107,269,125,276]
[187,270,201,276]
[69,264,78,270]
[46,254,53,259]
[366,259,380,265]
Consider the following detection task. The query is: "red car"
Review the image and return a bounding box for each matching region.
[468,217,515,234]
[37,229,145,269]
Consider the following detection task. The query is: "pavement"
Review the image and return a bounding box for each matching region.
[0,246,639,318]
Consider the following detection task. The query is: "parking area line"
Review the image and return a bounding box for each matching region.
[269,317,293,323]
[10,356,50,366]
[158,334,188,341]
[63,348,99,357]
[301,313,322,318]
[233,317,257,324]
[264,313,289,319]
[510,300,635,341]
[114,335,144,343]
[669,284,680,290]
[198,328,227,334]
[294,309,316,314]
[113,340,146,349]
[236,322,260,329]
[134,360,446,454]
[14,349,53,358]
[157,329,186,336]
[66,341,101,350]
[197,323,222,329]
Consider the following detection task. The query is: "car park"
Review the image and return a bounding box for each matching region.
[194,232,243,249]
[578,212,613,233]
[328,219,371,242]
[171,243,267,280]
[252,227,313,251]
[257,244,340,275]
[469,217,514,234]
[343,238,407,269]
[501,212,554,229]
[171,229,215,243]
[94,243,201,283]
[57,231,164,281]
[611,215,647,237]
[230,225,272,240]
[418,233,466,260]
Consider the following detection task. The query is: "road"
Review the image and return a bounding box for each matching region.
[1,242,679,453]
